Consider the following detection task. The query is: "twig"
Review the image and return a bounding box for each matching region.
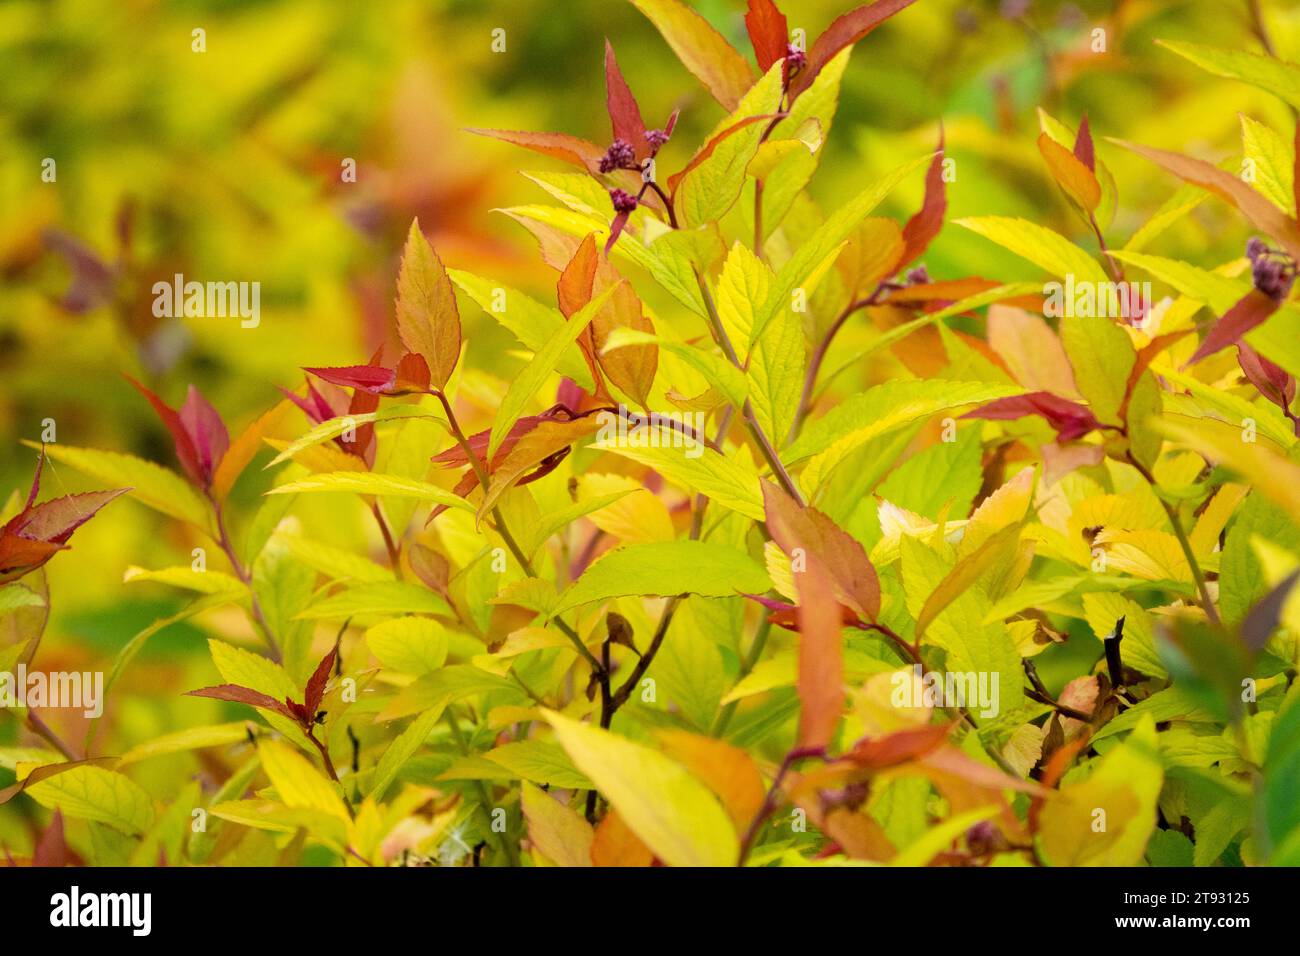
[692,268,806,505]
[210,495,281,661]
[431,390,604,674]
[737,745,825,865]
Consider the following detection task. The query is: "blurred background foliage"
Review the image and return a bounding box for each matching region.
[2,0,1299,845]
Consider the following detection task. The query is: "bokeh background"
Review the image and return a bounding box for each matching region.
[2,0,1299,849]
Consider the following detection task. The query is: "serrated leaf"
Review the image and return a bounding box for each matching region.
[627,0,754,110]
[396,219,461,389]
[552,541,771,616]
[26,766,155,835]
[257,738,349,821]
[267,471,472,513]
[296,581,452,621]
[26,442,212,532]
[955,216,1108,285]
[117,722,253,767]
[489,283,619,459]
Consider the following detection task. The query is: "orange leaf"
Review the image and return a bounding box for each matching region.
[1037,132,1100,213]
[656,730,765,829]
[1113,137,1300,262]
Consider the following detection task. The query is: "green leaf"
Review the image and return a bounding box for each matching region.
[489,282,619,459]
[26,442,212,532]
[118,722,253,767]
[1059,310,1135,427]
[265,406,444,468]
[1158,39,1300,110]
[482,741,592,790]
[266,471,472,513]
[676,61,784,227]
[0,584,45,613]
[295,581,452,621]
[257,738,349,821]
[123,565,247,596]
[748,302,805,448]
[448,269,594,388]
[752,153,933,344]
[365,617,451,675]
[544,709,738,866]
[955,216,1109,285]
[26,766,155,835]
[1240,114,1295,213]
[553,541,771,616]
[368,706,444,800]
[716,242,773,352]
[282,535,394,583]
[598,427,766,520]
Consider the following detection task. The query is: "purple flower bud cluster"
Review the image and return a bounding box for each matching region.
[645,128,670,151]
[598,139,637,174]
[785,43,807,74]
[1247,238,1297,301]
[608,188,638,214]
[904,265,931,286]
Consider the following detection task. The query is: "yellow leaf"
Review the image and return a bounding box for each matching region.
[655,730,766,830]
[521,782,593,867]
[1037,716,1163,866]
[257,739,349,822]
[544,709,738,866]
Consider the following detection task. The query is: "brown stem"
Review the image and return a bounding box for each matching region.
[211,495,280,662]
[794,286,887,434]
[370,503,402,576]
[307,728,354,818]
[431,390,605,674]
[1126,454,1221,627]
[692,267,806,505]
[1023,660,1093,721]
[737,745,825,865]
[27,711,78,761]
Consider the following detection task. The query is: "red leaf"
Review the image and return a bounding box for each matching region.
[899,129,947,267]
[1186,289,1281,366]
[745,0,789,73]
[605,41,648,160]
[394,352,432,392]
[845,722,954,769]
[0,452,128,581]
[790,0,919,99]
[1238,341,1296,415]
[303,364,397,394]
[1114,138,1300,263]
[793,551,843,750]
[185,684,299,722]
[466,128,608,176]
[125,376,204,487]
[179,385,230,484]
[762,482,881,621]
[304,644,338,717]
[31,810,68,868]
[962,391,1102,442]
[6,489,130,545]
[1073,114,1095,172]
